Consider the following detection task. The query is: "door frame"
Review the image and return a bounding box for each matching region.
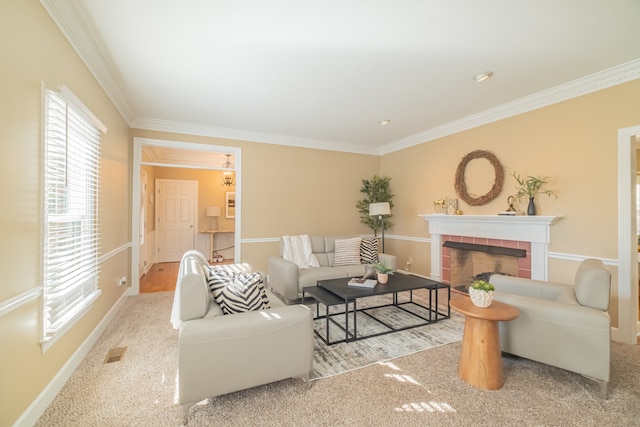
[617,125,640,344]
[131,137,242,295]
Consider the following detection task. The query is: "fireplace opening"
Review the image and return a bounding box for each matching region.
[444,241,526,294]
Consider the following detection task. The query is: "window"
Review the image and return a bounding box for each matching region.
[42,85,106,349]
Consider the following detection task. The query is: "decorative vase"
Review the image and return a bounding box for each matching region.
[527,196,536,216]
[377,273,389,284]
[469,288,494,308]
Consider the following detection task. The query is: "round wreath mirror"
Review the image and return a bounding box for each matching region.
[454,150,504,206]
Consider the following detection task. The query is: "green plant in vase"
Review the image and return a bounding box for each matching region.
[511,171,557,216]
[373,261,393,284]
[469,280,495,308]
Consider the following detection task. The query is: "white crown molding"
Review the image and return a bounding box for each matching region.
[39,0,136,124]
[41,0,639,155]
[134,58,640,155]
[380,58,640,155]
[131,117,380,155]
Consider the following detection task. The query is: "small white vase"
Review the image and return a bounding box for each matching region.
[469,288,494,308]
[377,273,389,284]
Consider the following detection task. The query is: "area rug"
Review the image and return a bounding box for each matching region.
[308,289,464,380]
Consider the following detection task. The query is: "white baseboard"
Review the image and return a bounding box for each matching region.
[14,291,129,427]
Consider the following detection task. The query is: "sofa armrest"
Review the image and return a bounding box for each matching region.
[178,305,313,404]
[268,256,300,302]
[490,274,544,298]
[494,291,609,330]
[378,253,397,271]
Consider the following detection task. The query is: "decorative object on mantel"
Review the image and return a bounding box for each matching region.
[445,198,458,215]
[373,261,393,284]
[468,280,495,307]
[433,198,446,214]
[511,171,557,216]
[498,196,519,215]
[454,150,504,206]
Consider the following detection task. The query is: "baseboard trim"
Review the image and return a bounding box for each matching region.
[14,291,129,427]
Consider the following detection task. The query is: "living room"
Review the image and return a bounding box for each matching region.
[2,1,640,426]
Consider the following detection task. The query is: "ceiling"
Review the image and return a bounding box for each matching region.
[42,1,640,155]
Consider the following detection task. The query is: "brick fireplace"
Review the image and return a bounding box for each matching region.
[419,214,560,284]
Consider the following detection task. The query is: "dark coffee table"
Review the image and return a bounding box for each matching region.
[303,273,450,345]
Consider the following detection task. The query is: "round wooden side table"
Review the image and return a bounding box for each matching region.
[450,296,519,390]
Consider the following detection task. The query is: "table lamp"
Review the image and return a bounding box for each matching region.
[206,206,221,230]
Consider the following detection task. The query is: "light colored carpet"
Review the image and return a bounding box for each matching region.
[310,290,464,379]
[36,291,640,427]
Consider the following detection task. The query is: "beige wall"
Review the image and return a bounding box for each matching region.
[132,129,381,271]
[381,79,640,327]
[2,1,639,425]
[0,2,131,425]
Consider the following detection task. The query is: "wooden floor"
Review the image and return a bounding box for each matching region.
[140,262,180,293]
[139,259,236,293]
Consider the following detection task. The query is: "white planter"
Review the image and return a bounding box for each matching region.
[469,288,494,308]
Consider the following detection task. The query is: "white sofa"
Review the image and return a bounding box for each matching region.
[172,250,314,423]
[489,258,611,397]
[268,235,397,302]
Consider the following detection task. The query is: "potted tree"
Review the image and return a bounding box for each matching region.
[468,280,495,308]
[356,175,394,235]
[511,171,557,215]
[373,261,393,284]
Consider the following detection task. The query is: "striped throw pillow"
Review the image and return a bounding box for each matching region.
[360,237,379,264]
[333,237,362,266]
[205,267,270,315]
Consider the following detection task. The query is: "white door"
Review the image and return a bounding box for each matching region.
[156,179,197,262]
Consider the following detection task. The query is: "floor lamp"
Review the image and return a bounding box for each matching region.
[369,202,391,253]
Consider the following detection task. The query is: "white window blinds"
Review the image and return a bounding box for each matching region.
[42,87,104,344]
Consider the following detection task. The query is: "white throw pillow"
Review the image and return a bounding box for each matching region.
[333,237,363,266]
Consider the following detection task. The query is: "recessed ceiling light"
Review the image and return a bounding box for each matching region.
[474,71,494,82]
[378,119,391,126]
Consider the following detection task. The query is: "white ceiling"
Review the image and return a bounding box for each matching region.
[42,1,640,155]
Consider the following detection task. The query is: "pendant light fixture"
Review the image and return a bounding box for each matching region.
[220,154,235,187]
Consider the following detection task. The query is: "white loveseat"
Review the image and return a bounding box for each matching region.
[268,235,397,303]
[489,258,611,397]
[172,250,314,423]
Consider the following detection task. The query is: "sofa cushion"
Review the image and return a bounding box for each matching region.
[360,237,379,264]
[205,268,271,315]
[333,237,362,266]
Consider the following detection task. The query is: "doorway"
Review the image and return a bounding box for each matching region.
[617,125,640,344]
[131,137,242,295]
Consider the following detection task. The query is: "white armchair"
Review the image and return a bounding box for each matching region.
[489,258,611,397]
[173,251,314,424]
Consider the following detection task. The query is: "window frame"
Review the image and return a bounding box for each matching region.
[40,84,107,352]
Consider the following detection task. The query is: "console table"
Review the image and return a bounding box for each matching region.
[450,296,519,390]
[201,229,234,263]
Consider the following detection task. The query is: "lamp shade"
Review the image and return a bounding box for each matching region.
[369,202,391,216]
[206,206,221,217]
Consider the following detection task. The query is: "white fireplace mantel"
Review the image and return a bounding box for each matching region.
[419,214,561,281]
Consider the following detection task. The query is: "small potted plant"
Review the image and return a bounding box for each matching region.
[373,261,394,284]
[511,171,557,216]
[468,280,495,308]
